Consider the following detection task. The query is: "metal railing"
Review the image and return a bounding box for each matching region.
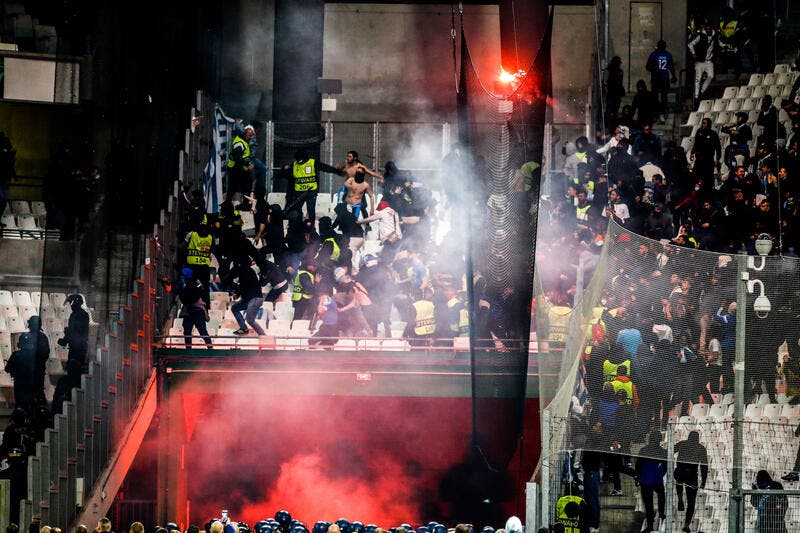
[265,120,452,195]
[13,90,208,531]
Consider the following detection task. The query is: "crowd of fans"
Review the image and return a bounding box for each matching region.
[537,7,800,532]
[175,135,531,347]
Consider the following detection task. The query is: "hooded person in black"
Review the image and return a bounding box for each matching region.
[635,431,668,533]
[382,161,406,194]
[5,336,36,412]
[255,203,290,276]
[315,216,341,287]
[21,315,49,406]
[284,209,309,277]
[674,430,708,531]
[751,470,788,533]
[59,294,90,369]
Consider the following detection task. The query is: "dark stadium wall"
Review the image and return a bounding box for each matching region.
[321,4,501,122]
[606,0,687,94]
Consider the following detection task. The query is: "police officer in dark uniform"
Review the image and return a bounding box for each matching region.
[58,294,90,370]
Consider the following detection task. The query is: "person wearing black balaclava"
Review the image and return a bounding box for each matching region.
[58,294,90,370]
[382,160,407,194]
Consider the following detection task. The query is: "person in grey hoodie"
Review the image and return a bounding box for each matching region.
[563,141,582,184]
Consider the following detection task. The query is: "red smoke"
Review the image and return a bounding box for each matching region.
[239,452,418,526]
[179,389,475,527]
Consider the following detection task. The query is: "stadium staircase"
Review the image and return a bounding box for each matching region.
[9,92,215,530]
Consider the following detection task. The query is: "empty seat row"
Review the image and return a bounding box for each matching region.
[746,70,799,87]
[0,290,84,310]
[1,200,46,217]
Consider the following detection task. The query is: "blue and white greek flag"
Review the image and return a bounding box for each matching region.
[203,104,235,213]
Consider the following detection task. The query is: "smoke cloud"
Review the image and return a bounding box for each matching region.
[174,383,475,527]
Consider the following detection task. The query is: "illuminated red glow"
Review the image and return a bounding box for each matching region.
[121,386,540,529]
[498,68,517,85]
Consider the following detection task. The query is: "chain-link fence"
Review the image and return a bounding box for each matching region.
[535,217,800,532]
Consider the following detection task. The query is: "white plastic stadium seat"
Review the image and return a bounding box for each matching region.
[0,291,13,306]
[17,305,37,322]
[10,200,30,215]
[30,201,46,216]
[764,73,779,85]
[708,404,727,419]
[777,73,794,86]
[736,86,753,99]
[5,315,25,333]
[714,111,732,125]
[744,404,762,419]
[1,214,17,229]
[49,293,67,308]
[752,85,767,99]
[740,97,758,111]
[681,137,694,156]
[722,87,738,99]
[684,111,702,127]
[17,214,38,231]
[12,291,31,307]
[748,73,764,86]
[30,291,51,309]
[767,85,784,98]
[773,64,790,74]
[697,100,713,113]
[712,99,728,112]
[726,98,743,112]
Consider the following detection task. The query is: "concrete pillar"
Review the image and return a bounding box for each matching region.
[271,0,325,178]
[272,0,324,122]
[157,371,188,528]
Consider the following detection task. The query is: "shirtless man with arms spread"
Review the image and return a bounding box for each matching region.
[340,150,382,180]
[343,169,375,218]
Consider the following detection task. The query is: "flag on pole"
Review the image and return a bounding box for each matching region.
[203,104,235,213]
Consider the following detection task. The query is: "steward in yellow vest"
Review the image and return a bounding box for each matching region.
[291,261,318,320]
[408,288,436,346]
[226,126,254,203]
[281,148,344,221]
[555,494,586,533]
[447,292,469,337]
[184,220,213,305]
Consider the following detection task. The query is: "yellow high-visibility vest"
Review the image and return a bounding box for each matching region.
[603,359,631,382]
[291,270,314,301]
[413,300,436,335]
[226,135,251,170]
[315,237,340,262]
[555,494,584,533]
[186,232,212,266]
[612,379,634,405]
[293,158,318,191]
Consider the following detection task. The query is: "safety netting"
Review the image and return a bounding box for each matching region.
[536,215,800,531]
[453,4,551,486]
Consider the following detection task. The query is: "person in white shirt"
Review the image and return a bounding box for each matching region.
[358,199,403,261]
[602,187,630,224]
[597,126,633,157]
[688,22,717,99]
